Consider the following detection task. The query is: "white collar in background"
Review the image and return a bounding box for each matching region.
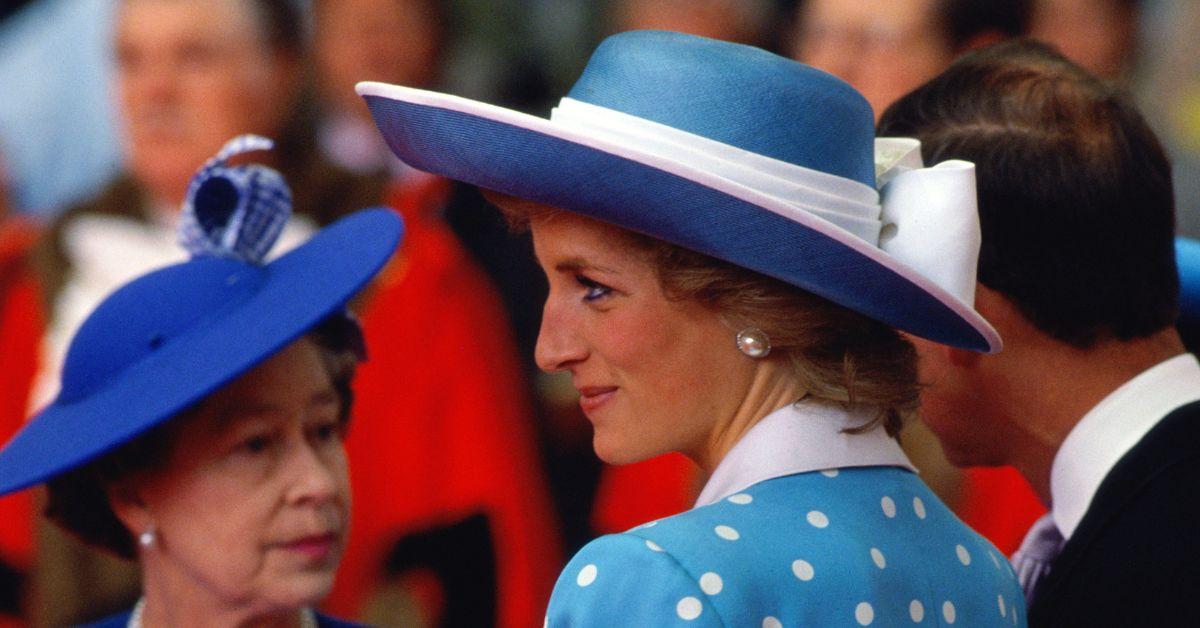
[695,398,916,507]
[1051,353,1200,539]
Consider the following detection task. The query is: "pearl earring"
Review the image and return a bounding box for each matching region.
[138,526,156,548]
[735,328,771,358]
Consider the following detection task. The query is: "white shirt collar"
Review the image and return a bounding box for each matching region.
[695,398,916,507]
[1050,353,1200,539]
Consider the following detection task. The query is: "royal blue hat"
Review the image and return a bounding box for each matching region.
[359,30,1000,352]
[0,136,404,496]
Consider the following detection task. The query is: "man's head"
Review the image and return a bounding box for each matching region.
[314,0,447,120]
[116,0,306,206]
[793,0,1031,117]
[877,40,1179,466]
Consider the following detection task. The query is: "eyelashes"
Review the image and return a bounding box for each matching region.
[576,275,613,302]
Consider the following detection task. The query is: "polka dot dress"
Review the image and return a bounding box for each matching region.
[546,467,1026,626]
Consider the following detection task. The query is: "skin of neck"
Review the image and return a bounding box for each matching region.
[971,287,1187,504]
[138,550,306,628]
[692,358,806,474]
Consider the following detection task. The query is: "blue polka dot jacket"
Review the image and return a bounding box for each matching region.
[546,401,1027,627]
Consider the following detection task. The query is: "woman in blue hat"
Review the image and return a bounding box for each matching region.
[0,137,402,627]
[360,30,1024,626]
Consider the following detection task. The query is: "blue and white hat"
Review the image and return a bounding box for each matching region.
[359,30,999,352]
[0,136,403,496]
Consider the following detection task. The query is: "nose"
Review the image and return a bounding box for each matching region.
[534,297,587,373]
[285,438,341,507]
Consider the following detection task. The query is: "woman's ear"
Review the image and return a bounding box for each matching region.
[106,479,152,537]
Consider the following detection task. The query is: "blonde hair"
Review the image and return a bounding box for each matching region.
[493,193,919,437]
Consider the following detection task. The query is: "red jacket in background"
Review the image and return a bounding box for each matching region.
[325,177,562,627]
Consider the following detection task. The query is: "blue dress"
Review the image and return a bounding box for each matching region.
[546,402,1026,626]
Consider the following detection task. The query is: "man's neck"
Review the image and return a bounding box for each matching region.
[1004,328,1186,504]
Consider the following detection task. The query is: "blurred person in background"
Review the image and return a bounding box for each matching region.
[791,0,1031,117]
[7,0,385,624]
[314,0,447,178]
[879,40,1200,625]
[312,2,562,626]
[1029,0,1139,80]
[609,0,773,47]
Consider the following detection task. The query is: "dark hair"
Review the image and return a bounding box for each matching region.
[878,39,1178,348]
[43,315,364,559]
[933,0,1031,51]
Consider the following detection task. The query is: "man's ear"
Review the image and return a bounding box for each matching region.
[945,344,981,369]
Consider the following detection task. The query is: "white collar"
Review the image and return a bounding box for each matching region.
[694,398,916,507]
[1050,353,1200,539]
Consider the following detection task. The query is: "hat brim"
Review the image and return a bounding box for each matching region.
[358,83,999,354]
[0,208,403,495]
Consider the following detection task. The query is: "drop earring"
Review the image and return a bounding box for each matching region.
[735,328,771,358]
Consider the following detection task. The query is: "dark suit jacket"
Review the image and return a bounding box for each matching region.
[1029,400,1200,627]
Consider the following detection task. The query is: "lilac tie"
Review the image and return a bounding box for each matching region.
[1010,513,1064,603]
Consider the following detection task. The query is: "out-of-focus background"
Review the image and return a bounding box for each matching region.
[0,0,1196,625]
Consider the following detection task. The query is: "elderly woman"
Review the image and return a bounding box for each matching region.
[0,137,401,626]
[360,31,1025,625]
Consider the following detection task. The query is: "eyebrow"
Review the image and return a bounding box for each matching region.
[554,257,620,275]
[208,388,341,431]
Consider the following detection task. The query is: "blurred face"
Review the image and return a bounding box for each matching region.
[119,338,350,614]
[614,0,759,44]
[794,0,951,118]
[315,0,441,117]
[532,212,756,465]
[1031,0,1135,78]
[115,0,297,204]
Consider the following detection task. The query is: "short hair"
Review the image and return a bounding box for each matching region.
[44,315,364,559]
[934,0,1032,51]
[493,195,919,437]
[878,39,1178,348]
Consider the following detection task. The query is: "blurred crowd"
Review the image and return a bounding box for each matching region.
[0,0,1196,626]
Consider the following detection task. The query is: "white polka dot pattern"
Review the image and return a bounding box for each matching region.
[792,559,814,581]
[821,469,839,477]
[700,572,723,595]
[910,600,925,622]
[543,467,1026,627]
[577,564,597,587]
[677,596,703,620]
[943,601,957,624]
[855,602,874,625]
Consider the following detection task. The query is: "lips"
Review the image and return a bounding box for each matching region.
[279,532,340,562]
[577,386,618,415]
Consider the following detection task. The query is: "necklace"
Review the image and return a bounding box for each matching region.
[127,597,319,628]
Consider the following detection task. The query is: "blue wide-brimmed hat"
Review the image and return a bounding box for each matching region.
[0,136,403,496]
[359,30,1000,352]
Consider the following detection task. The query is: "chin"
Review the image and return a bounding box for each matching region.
[591,430,664,466]
[264,569,338,611]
